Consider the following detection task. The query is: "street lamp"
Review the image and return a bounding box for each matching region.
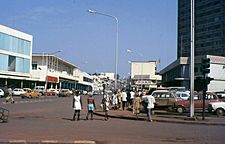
[88,9,119,91]
[45,50,62,94]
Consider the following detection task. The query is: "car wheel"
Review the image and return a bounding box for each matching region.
[216,108,224,117]
[177,106,185,113]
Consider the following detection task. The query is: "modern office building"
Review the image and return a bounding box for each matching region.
[160,0,225,91]
[177,0,225,58]
[0,24,33,88]
[160,55,225,92]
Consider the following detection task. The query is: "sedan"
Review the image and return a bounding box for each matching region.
[13,88,25,96]
[175,92,221,113]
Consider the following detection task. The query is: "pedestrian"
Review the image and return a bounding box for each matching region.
[121,89,127,110]
[6,88,14,104]
[142,90,155,122]
[72,91,83,121]
[117,91,122,110]
[112,91,118,110]
[102,92,110,121]
[126,90,131,107]
[133,92,141,119]
[86,94,96,120]
[130,90,135,107]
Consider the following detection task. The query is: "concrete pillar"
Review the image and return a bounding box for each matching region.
[21,81,24,88]
[5,79,7,86]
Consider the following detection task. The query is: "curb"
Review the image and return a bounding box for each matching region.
[94,112,225,126]
[0,140,96,144]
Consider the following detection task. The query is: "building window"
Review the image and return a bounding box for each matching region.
[0,32,31,56]
[8,55,16,71]
[32,64,37,70]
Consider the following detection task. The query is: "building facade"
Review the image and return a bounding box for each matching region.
[130,61,161,90]
[32,54,93,91]
[0,24,33,88]
[160,55,225,92]
[177,0,225,58]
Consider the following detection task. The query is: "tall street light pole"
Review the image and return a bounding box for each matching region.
[190,0,195,118]
[88,9,119,92]
[45,50,62,94]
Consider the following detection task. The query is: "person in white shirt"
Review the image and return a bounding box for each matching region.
[142,90,155,122]
[130,90,135,106]
[72,91,83,121]
[121,90,127,110]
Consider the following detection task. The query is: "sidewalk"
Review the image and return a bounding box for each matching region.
[94,109,225,126]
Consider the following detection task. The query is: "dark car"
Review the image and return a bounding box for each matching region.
[58,89,71,97]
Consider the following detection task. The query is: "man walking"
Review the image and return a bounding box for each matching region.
[121,89,127,110]
[142,90,155,122]
[86,94,96,120]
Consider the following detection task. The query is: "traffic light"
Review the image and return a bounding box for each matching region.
[205,77,214,85]
[195,77,204,91]
[201,58,210,75]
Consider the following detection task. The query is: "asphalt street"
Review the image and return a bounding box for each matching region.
[0,95,225,144]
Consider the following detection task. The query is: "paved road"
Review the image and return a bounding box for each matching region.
[1,95,225,144]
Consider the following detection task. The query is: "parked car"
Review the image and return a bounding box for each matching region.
[22,88,41,98]
[47,89,57,96]
[175,91,190,100]
[12,88,26,96]
[0,89,4,98]
[58,89,71,97]
[33,86,45,95]
[208,101,225,117]
[175,92,221,113]
[151,90,178,110]
[215,91,225,99]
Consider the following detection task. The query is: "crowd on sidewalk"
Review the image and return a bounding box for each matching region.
[71,89,156,122]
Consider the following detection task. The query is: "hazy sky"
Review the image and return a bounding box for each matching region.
[0,0,178,77]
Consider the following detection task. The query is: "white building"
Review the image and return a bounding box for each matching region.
[32,54,93,91]
[130,61,162,90]
[0,24,34,88]
[32,54,77,89]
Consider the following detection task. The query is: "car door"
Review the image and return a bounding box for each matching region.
[152,92,162,107]
[160,93,169,106]
[194,94,202,110]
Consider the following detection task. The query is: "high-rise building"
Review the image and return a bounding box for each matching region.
[177,0,225,58]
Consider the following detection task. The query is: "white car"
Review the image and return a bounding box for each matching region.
[175,91,190,100]
[13,88,25,96]
[0,89,4,98]
[208,101,225,117]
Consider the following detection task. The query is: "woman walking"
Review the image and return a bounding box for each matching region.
[72,91,83,121]
[133,92,141,119]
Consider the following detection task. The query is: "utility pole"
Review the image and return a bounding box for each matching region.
[190,0,195,118]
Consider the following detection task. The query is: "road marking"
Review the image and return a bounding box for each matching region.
[9,140,26,143]
[2,99,54,105]
[74,140,96,144]
[4,140,96,144]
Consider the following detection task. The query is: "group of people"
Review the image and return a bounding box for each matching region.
[72,91,96,121]
[112,89,156,122]
[72,89,156,122]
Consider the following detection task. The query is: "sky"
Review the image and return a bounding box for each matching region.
[0,0,178,78]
